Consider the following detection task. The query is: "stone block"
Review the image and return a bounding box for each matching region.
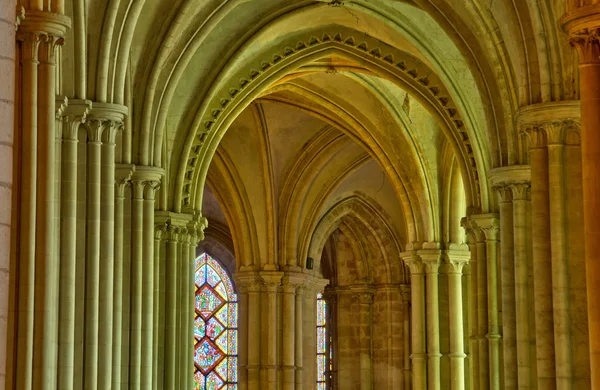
[0,186,10,226]
[0,143,11,185]
[0,225,10,268]
[0,56,14,102]
[0,99,13,145]
[0,20,15,58]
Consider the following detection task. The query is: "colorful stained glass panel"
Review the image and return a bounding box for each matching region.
[317,327,326,354]
[206,317,225,339]
[317,354,326,381]
[194,253,238,389]
[228,330,237,355]
[197,285,225,320]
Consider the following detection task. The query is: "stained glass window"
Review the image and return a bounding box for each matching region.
[194,253,238,390]
[317,292,327,390]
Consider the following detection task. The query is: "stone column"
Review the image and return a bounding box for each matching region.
[237,281,249,390]
[260,271,283,390]
[83,118,104,390]
[562,11,600,386]
[96,105,126,390]
[112,164,134,390]
[402,251,427,390]
[420,249,442,390]
[141,170,161,390]
[400,284,411,390]
[446,247,470,390]
[351,286,375,390]
[490,166,534,390]
[461,219,479,390]
[469,214,500,390]
[56,99,90,389]
[485,218,501,390]
[186,218,205,390]
[519,102,587,388]
[545,121,576,389]
[15,29,42,390]
[295,284,304,390]
[153,222,166,389]
[236,270,263,390]
[163,224,181,390]
[0,3,15,387]
[512,182,536,390]
[492,181,518,390]
[281,272,306,390]
[156,211,193,390]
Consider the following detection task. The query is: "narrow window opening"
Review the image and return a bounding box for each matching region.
[194,253,238,390]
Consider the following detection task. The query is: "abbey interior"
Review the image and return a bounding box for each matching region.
[2,0,600,389]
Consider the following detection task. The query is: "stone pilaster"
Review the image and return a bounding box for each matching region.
[468,214,500,390]
[445,246,470,390]
[401,251,427,390]
[520,101,589,389]
[281,272,308,390]
[260,271,283,390]
[490,165,535,390]
[236,269,263,390]
[419,249,442,390]
[112,164,134,390]
[400,284,412,390]
[55,98,91,389]
[351,285,375,390]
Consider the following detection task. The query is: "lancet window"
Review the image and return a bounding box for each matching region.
[317,292,332,390]
[194,253,238,390]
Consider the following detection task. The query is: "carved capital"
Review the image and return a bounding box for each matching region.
[38,34,64,64]
[88,103,127,145]
[155,222,167,241]
[570,28,600,63]
[235,271,263,293]
[445,245,470,274]
[282,272,308,294]
[132,166,164,201]
[508,182,531,201]
[115,164,134,196]
[85,119,105,143]
[401,251,425,275]
[517,102,581,148]
[418,249,442,274]
[59,98,92,140]
[469,214,500,241]
[17,32,41,61]
[260,271,284,292]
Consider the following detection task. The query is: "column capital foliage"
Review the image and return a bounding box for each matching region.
[517,101,581,148]
[281,272,309,293]
[88,103,128,144]
[569,28,600,63]
[418,249,443,273]
[235,270,263,293]
[467,213,500,241]
[445,244,470,273]
[508,182,531,201]
[259,271,284,292]
[132,166,164,200]
[155,211,207,243]
[400,250,425,275]
[57,98,93,139]
[115,164,135,196]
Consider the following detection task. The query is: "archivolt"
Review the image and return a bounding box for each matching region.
[308,195,407,284]
[175,28,490,223]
